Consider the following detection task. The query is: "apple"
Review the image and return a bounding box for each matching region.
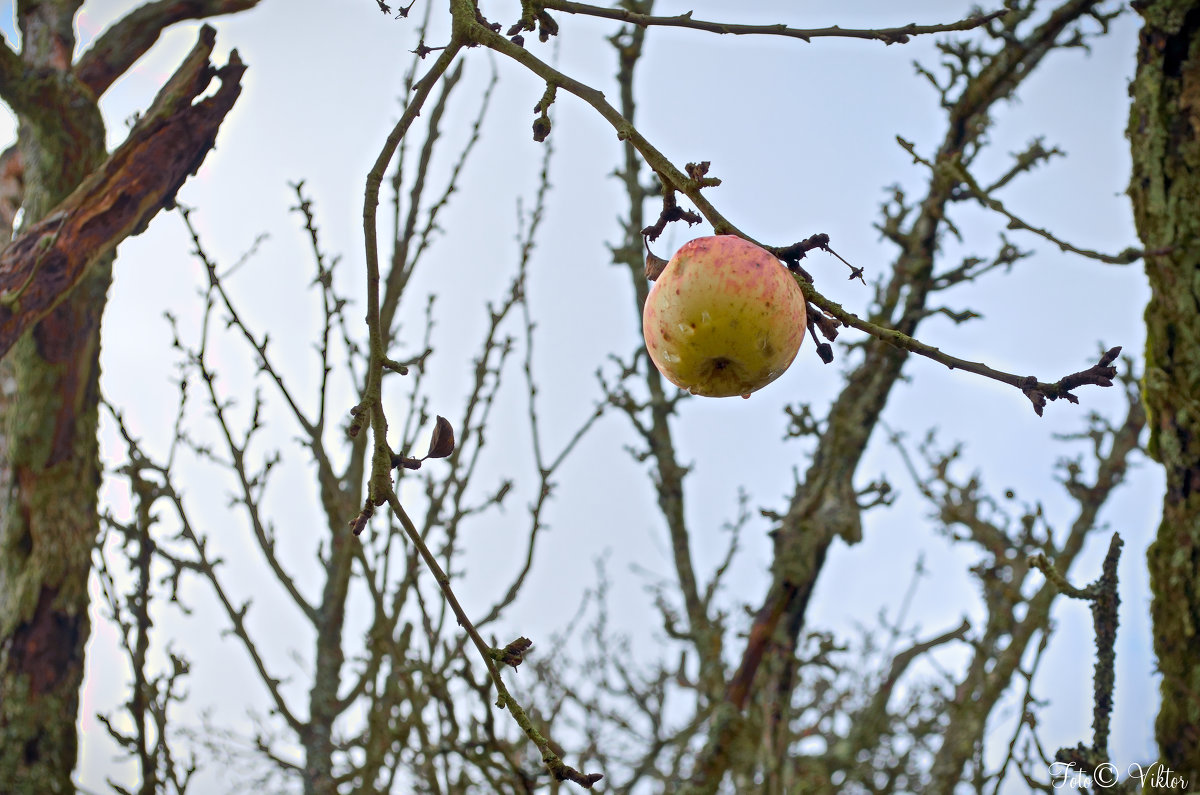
[642,235,806,398]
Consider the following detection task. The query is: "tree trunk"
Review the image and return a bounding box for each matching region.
[1129,0,1200,786]
[0,2,107,788]
[0,5,247,787]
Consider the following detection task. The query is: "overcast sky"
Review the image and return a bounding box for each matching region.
[2,1,1159,791]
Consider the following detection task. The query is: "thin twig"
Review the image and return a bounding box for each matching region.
[541,1,1006,45]
[798,278,1121,415]
[898,136,1143,265]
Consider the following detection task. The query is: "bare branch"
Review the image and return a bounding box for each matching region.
[799,278,1123,415]
[380,61,466,336]
[898,136,1143,265]
[0,25,245,358]
[478,14,1120,415]
[1031,532,1123,769]
[74,0,263,97]
[353,37,464,501]
[177,205,318,440]
[383,489,603,788]
[541,1,1007,45]
[105,401,307,736]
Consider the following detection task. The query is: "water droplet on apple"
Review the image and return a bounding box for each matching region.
[700,311,712,325]
[741,393,751,400]
[678,323,695,337]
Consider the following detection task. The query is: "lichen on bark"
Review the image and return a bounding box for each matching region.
[1128,0,1200,784]
[0,19,108,786]
[0,8,248,790]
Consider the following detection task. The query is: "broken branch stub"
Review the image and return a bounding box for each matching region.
[0,25,245,358]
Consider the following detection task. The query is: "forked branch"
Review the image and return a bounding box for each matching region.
[74,0,263,96]
[477,17,1117,415]
[540,2,1006,45]
[799,279,1122,415]
[0,25,245,357]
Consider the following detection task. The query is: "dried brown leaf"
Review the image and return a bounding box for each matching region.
[427,415,455,459]
[645,250,668,281]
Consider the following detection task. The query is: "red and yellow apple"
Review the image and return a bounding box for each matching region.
[642,235,806,398]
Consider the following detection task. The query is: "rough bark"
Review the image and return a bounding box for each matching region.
[0,27,246,358]
[0,13,245,791]
[1129,0,1200,785]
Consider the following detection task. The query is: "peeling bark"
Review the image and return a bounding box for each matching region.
[0,14,245,790]
[0,26,246,359]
